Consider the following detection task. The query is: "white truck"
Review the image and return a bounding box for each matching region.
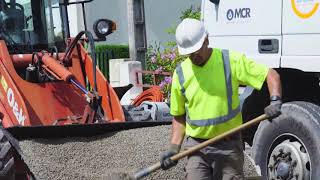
[202,0,320,179]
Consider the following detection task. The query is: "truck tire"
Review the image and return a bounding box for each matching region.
[0,129,14,180]
[252,102,320,180]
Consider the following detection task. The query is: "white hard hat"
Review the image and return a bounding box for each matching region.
[175,18,207,55]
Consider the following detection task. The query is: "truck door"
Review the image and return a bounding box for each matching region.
[201,0,282,67]
[282,0,320,72]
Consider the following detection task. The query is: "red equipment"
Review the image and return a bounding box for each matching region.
[0,41,124,127]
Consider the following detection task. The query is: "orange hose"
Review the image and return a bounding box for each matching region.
[131,86,164,106]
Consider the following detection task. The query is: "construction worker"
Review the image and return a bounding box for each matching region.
[160,18,282,179]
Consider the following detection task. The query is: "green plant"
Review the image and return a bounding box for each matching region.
[179,5,201,21]
[94,44,129,79]
[95,44,129,58]
[165,6,201,48]
[145,44,186,99]
[145,5,201,99]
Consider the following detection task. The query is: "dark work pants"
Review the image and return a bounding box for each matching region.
[184,133,244,180]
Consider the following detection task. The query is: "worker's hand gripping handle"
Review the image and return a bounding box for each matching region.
[132,114,268,180]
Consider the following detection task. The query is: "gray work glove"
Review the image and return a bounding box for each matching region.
[264,99,282,119]
[160,144,181,170]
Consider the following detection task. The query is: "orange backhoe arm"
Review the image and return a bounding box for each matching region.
[41,50,125,122]
[75,45,125,122]
[9,44,125,123]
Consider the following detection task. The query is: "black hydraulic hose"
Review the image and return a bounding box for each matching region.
[63,31,97,92]
[51,46,59,60]
[76,43,87,87]
[31,52,39,65]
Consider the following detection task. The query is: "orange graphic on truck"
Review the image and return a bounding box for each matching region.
[291,0,319,19]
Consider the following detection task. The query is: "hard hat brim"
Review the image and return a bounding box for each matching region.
[177,32,207,55]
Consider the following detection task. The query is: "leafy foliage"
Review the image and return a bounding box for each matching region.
[145,5,201,99]
[165,6,201,47]
[145,43,186,96]
[95,44,129,59]
[94,44,129,79]
[179,5,201,21]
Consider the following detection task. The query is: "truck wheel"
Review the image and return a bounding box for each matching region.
[252,102,320,180]
[0,129,14,179]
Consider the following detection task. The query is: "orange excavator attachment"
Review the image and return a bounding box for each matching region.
[41,54,74,81]
[0,37,170,131]
[77,45,125,122]
[4,43,126,125]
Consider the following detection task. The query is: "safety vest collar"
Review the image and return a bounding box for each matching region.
[175,49,240,127]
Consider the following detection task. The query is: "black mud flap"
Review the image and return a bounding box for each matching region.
[6,121,171,140]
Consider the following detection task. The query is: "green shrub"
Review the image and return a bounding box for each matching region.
[94,44,129,79]
[145,43,186,98]
[95,44,129,58]
[145,5,201,99]
[179,5,201,21]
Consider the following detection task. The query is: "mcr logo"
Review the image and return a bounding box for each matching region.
[226,8,251,21]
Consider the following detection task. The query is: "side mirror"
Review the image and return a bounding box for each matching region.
[93,19,116,41]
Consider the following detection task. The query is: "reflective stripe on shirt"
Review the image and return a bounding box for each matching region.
[175,49,240,127]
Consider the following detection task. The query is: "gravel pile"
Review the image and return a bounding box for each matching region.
[19,125,259,180]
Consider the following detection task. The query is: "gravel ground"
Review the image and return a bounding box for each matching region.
[19,125,260,180]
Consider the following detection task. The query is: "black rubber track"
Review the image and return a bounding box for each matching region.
[252,101,320,179]
[0,129,15,180]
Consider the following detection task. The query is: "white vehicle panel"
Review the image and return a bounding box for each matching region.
[282,0,320,71]
[281,56,320,72]
[283,34,320,56]
[202,0,320,73]
[201,0,282,36]
[209,36,281,68]
[283,0,320,34]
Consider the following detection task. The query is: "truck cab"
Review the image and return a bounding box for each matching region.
[202,0,320,179]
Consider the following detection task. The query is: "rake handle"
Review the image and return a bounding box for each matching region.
[132,114,268,180]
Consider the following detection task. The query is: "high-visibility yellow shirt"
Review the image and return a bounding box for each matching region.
[170,48,268,139]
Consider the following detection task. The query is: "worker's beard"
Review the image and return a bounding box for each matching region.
[191,54,206,66]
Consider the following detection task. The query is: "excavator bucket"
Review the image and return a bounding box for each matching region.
[6,121,171,140]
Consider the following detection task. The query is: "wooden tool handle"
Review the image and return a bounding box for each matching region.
[171,114,268,161]
[132,114,268,180]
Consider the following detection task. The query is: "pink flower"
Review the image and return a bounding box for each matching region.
[150,56,156,63]
[159,80,165,89]
[169,53,176,61]
[161,54,166,60]
[164,76,172,84]
[171,52,176,60]
[155,67,163,74]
